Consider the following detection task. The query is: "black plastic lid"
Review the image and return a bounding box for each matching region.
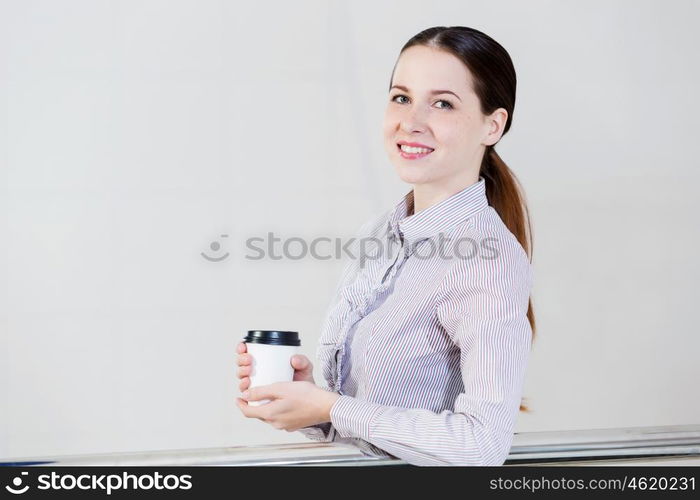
[243,330,300,346]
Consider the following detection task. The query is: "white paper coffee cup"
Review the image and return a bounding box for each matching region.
[243,330,300,407]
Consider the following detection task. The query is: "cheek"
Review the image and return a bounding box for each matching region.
[383,108,399,131]
[383,115,400,145]
[434,121,461,146]
[436,116,473,148]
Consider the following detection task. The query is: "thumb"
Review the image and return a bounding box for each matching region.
[291,354,311,370]
[246,383,280,402]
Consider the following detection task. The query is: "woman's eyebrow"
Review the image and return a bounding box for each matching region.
[390,84,462,102]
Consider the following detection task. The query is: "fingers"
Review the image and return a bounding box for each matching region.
[236,342,251,391]
[238,376,250,392]
[245,382,283,403]
[237,365,251,379]
[236,353,251,367]
[236,397,267,420]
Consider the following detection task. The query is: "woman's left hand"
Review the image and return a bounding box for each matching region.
[236,381,340,432]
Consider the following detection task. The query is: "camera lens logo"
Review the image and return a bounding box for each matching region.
[201,234,230,262]
[5,471,29,494]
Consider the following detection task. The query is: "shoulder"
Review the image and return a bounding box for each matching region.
[440,206,533,297]
[471,206,531,266]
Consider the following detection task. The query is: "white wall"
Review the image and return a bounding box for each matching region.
[1,0,698,458]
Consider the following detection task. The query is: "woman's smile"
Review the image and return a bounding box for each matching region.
[397,141,435,160]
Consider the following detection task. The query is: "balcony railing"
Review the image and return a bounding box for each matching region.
[1,424,699,466]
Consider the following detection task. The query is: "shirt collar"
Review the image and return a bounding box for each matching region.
[387,176,489,247]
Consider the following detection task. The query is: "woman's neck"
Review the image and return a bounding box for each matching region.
[412,173,480,214]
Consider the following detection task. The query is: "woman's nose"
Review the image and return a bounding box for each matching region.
[399,109,428,134]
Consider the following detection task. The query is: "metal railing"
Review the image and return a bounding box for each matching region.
[1,425,699,466]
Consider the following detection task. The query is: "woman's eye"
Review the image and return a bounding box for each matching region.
[391,94,453,109]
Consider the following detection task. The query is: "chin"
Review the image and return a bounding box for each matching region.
[394,164,434,185]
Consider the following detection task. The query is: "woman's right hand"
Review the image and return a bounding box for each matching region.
[236,341,316,394]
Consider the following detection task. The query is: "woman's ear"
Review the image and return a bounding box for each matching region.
[484,107,508,147]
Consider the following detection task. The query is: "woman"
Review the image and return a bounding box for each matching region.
[235,25,536,466]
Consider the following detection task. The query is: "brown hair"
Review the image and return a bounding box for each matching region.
[391,26,536,413]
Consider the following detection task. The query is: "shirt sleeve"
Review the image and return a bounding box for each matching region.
[328,238,534,466]
[297,422,334,442]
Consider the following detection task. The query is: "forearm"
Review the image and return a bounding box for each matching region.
[329,395,513,466]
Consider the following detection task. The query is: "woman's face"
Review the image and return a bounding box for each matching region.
[383,45,505,187]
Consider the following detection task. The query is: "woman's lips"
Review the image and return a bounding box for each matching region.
[397,143,434,160]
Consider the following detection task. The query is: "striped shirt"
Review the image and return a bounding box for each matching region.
[298,176,534,466]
